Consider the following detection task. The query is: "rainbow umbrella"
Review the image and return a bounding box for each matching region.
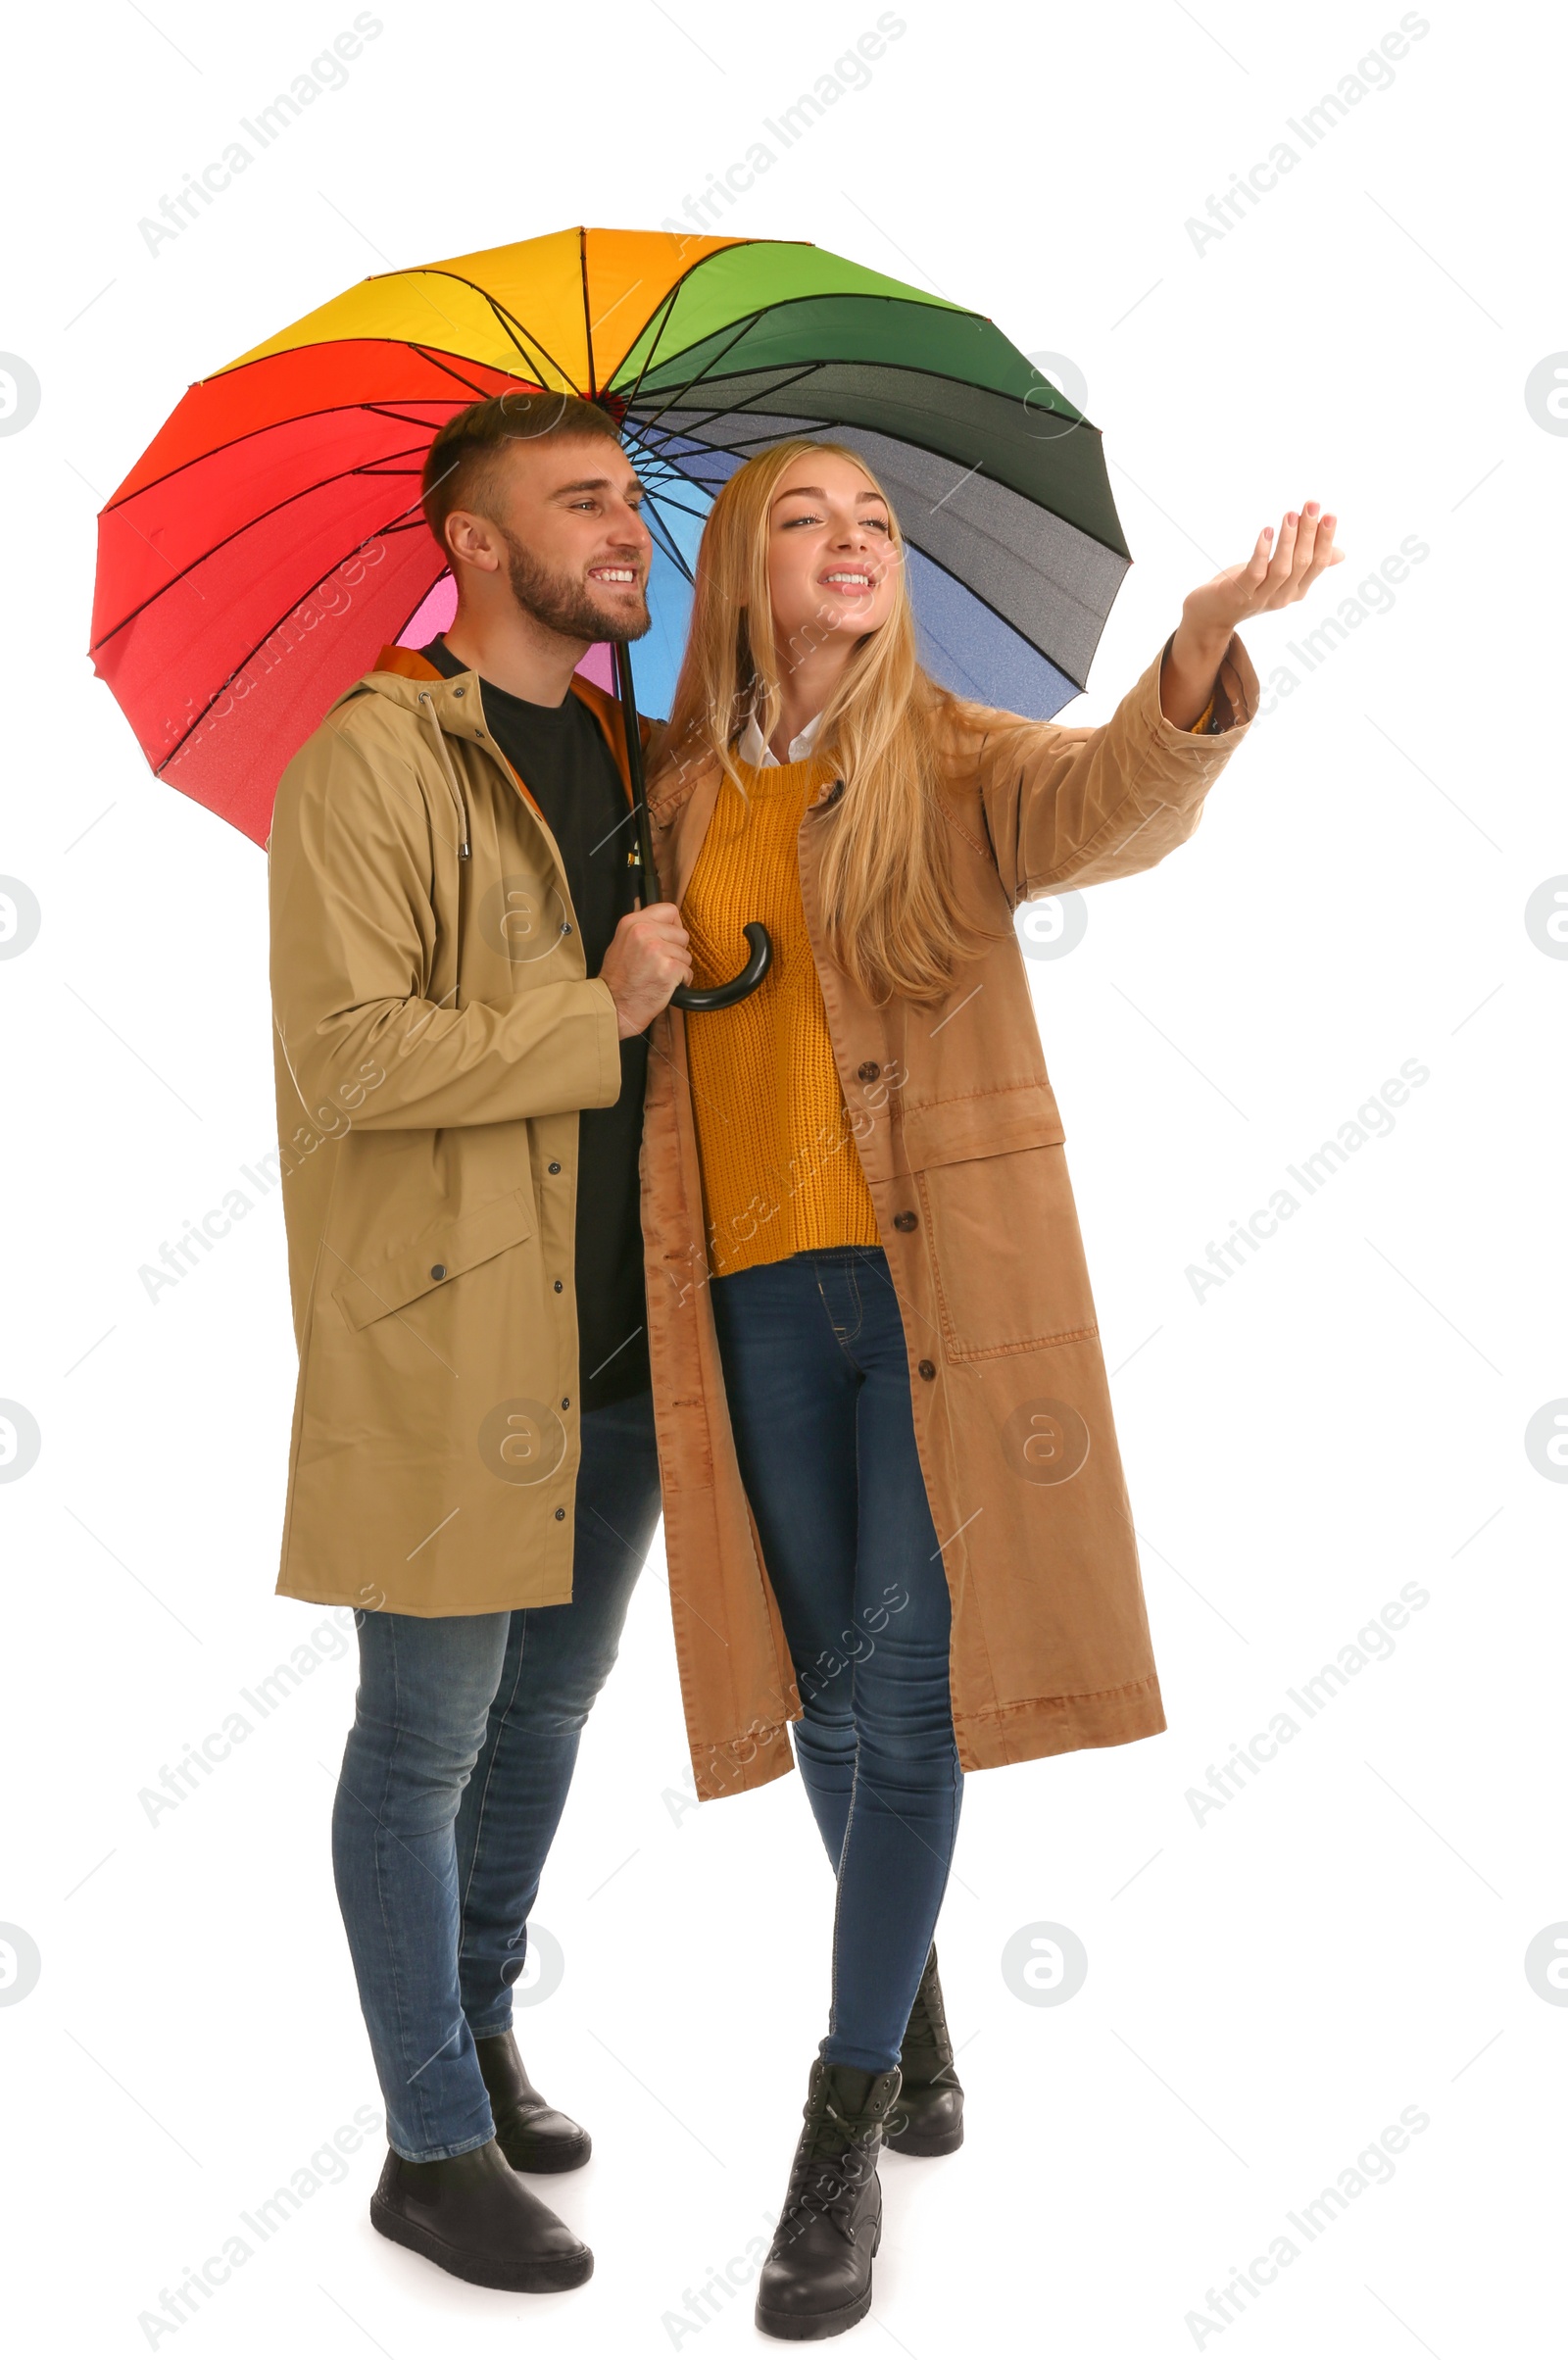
[90,225,1130,856]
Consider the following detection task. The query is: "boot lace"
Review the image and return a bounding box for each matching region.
[775,2089,888,2244]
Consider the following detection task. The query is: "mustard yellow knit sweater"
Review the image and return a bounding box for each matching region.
[681,752,880,1277]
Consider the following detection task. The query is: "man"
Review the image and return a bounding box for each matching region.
[267,390,691,2291]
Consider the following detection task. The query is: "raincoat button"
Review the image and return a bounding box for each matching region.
[561,1398,569,1409]
[430,1263,447,1279]
[893,1210,917,1232]
[554,1279,564,1293]
[554,1507,565,1521]
[453,686,466,697]
[858,1060,880,1082]
[548,1161,562,1174]
[918,1359,936,1380]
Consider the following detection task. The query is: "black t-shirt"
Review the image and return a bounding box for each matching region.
[423,638,651,1410]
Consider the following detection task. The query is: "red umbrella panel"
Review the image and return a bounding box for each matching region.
[91,341,523,846]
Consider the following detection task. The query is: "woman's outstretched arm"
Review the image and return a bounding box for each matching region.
[970,500,1343,900]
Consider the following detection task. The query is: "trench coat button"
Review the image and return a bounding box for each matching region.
[858,1060,880,1082]
[548,1161,562,1175]
[554,1506,566,1521]
[453,686,466,697]
[561,1397,569,1409]
[429,1263,447,1279]
[893,1210,917,1232]
[554,1279,564,1293]
[917,1358,936,1380]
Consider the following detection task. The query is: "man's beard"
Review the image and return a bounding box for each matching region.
[499,521,650,644]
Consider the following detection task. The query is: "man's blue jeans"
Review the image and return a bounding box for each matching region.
[331,1391,662,2162]
[710,1245,965,2075]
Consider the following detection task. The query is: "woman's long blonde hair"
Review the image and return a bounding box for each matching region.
[660,438,994,1006]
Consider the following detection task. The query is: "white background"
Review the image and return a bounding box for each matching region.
[2,1,1563,2353]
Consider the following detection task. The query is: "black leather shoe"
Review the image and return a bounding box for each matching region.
[885,1943,964,2157]
[475,2031,592,2172]
[369,2138,592,2291]
[755,2046,902,2341]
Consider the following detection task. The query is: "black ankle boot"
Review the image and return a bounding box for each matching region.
[755,2045,902,2341]
[885,1943,964,2157]
[370,2138,592,2291]
[474,2030,591,2172]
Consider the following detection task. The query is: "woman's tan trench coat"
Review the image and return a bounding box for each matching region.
[268,629,1257,1803]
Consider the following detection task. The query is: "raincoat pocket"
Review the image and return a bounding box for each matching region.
[329,1187,537,1331]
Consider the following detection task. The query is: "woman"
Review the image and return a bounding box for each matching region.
[640,441,1340,2339]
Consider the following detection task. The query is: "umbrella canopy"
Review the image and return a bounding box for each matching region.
[90,226,1131,848]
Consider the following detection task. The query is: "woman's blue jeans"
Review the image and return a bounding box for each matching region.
[330,1391,662,2162]
[710,1245,964,2074]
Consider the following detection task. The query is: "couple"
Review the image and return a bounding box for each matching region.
[267,389,1337,2336]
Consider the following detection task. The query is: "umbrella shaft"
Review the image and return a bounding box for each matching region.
[613,642,661,899]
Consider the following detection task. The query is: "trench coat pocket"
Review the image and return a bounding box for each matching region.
[329,1187,537,1331]
[890,1082,1064,1174]
[912,1113,1100,1361]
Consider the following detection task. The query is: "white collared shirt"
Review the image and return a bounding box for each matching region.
[735,708,826,767]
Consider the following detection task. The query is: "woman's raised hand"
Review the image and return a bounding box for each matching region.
[1159,500,1345,725]
[1184,500,1345,637]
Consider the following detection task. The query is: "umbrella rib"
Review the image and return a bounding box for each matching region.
[667,426,821,459]
[628,359,1121,557]
[358,399,496,434]
[620,280,990,438]
[631,484,712,525]
[617,281,684,413]
[200,339,500,403]
[577,227,598,400]
[93,448,436,651]
[677,418,835,450]
[403,342,512,399]
[153,531,441,773]
[639,350,1094,442]
[621,307,775,438]
[393,270,581,392]
[102,364,527,511]
[895,529,1100,690]
[612,236,791,414]
[639,388,870,453]
[637,495,698,587]
[622,286,1064,434]
[478,293,569,387]
[635,359,830,447]
[620,440,713,511]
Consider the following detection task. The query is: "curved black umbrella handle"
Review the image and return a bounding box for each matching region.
[615,641,773,1017]
[670,921,772,1012]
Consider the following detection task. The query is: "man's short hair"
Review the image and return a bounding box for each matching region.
[420,390,624,558]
